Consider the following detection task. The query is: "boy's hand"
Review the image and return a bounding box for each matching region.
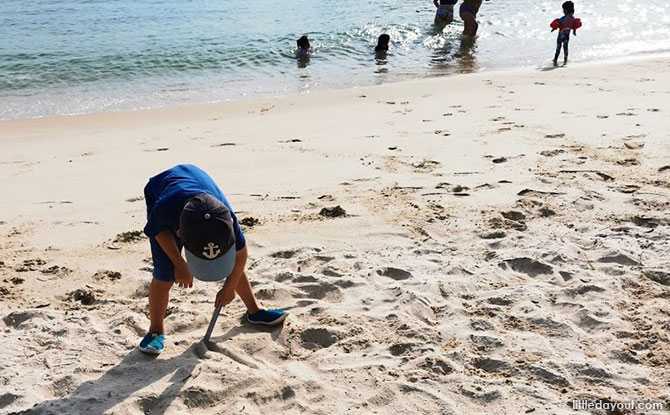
[173,262,193,288]
[215,284,236,308]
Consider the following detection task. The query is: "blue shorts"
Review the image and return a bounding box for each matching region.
[144,184,181,282]
[436,6,454,20]
[149,236,182,282]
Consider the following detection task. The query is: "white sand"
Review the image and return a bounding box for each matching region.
[1,57,669,415]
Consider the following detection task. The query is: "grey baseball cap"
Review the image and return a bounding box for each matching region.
[179,193,236,282]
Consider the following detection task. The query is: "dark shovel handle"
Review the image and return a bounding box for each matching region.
[202,304,222,343]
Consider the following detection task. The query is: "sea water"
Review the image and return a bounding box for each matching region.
[1,0,669,120]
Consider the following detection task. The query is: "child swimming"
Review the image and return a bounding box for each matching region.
[433,0,458,25]
[297,35,311,58]
[551,1,582,65]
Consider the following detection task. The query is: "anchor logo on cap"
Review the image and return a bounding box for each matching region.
[203,242,221,259]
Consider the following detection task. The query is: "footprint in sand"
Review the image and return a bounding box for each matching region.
[15,258,46,272]
[527,366,571,388]
[420,356,454,375]
[480,231,506,240]
[143,148,169,152]
[470,319,495,331]
[41,265,72,276]
[300,281,342,300]
[624,142,644,150]
[616,158,640,167]
[300,327,344,349]
[239,217,260,227]
[458,385,502,404]
[540,149,565,157]
[616,184,640,194]
[642,270,670,286]
[470,335,505,351]
[377,267,412,280]
[631,216,664,228]
[271,249,298,259]
[210,142,236,147]
[501,211,526,222]
[389,342,417,356]
[113,230,145,243]
[597,253,640,266]
[319,205,346,218]
[68,288,96,305]
[7,277,24,284]
[499,258,553,277]
[451,185,470,197]
[472,357,512,374]
[180,387,226,409]
[93,270,122,281]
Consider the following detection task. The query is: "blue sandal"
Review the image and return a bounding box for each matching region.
[246,309,288,326]
[139,332,165,354]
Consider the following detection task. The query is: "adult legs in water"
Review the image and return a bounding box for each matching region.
[460,10,478,36]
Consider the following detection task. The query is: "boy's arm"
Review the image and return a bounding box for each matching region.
[155,229,193,288]
[215,245,248,307]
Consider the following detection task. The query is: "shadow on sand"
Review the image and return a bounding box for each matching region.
[12,319,285,415]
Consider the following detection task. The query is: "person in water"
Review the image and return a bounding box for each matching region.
[459,0,483,37]
[297,35,311,57]
[551,1,581,65]
[375,34,390,53]
[433,0,458,25]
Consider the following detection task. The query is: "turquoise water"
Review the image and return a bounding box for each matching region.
[1,0,669,120]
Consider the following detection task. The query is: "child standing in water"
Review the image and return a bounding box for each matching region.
[375,34,390,53]
[433,0,458,25]
[551,1,581,65]
[297,35,311,57]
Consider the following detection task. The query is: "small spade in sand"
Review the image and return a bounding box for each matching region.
[195,304,222,358]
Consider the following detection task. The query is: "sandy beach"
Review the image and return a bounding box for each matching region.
[1,56,669,414]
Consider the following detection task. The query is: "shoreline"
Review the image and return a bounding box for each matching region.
[3,50,670,124]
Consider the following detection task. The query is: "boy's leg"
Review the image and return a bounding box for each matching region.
[146,236,178,334]
[149,279,173,333]
[554,38,562,62]
[234,270,261,314]
[563,39,569,63]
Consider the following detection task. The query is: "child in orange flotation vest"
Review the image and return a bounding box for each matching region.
[551,1,582,65]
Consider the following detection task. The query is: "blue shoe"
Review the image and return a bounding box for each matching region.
[246,309,288,326]
[139,332,165,355]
